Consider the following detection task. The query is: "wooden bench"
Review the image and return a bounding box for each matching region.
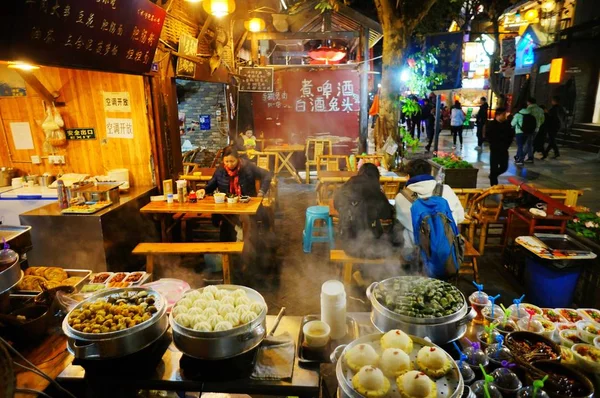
[459,237,481,283]
[132,242,244,284]
[330,250,401,288]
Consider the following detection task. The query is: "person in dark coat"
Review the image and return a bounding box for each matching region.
[542,96,564,159]
[475,97,489,150]
[485,107,514,186]
[422,98,435,152]
[200,146,272,241]
[533,105,548,154]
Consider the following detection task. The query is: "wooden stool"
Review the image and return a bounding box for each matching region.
[330,250,392,288]
[459,238,481,283]
[132,242,244,284]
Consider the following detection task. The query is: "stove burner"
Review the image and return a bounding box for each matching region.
[179,347,258,381]
[73,329,171,377]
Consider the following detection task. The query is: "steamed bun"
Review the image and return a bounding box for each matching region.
[235,305,250,316]
[220,296,235,306]
[192,299,208,310]
[214,321,234,332]
[250,302,264,314]
[214,289,229,300]
[225,312,240,326]
[231,289,247,298]
[205,300,221,310]
[199,291,215,301]
[190,314,206,326]
[203,285,219,295]
[206,315,225,328]
[240,311,257,324]
[235,296,251,307]
[175,314,193,328]
[172,305,188,317]
[203,308,219,318]
[177,298,193,309]
[187,307,205,317]
[218,304,235,317]
[185,290,202,301]
[193,321,212,332]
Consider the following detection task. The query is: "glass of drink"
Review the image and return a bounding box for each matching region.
[469,292,489,324]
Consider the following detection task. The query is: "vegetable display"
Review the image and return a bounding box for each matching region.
[373,277,464,318]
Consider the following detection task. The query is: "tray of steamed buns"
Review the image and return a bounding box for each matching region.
[335,329,463,398]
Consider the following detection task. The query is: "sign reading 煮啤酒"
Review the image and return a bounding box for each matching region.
[176,34,198,78]
[102,92,131,112]
[66,128,96,140]
[0,0,166,75]
[105,118,133,139]
[239,67,274,92]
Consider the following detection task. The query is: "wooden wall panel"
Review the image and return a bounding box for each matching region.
[0,66,154,187]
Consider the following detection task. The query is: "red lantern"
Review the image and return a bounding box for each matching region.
[407,58,416,68]
[308,40,347,64]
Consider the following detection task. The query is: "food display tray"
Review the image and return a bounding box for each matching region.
[61,202,112,214]
[336,333,463,398]
[11,269,91,297]
[297,315,360,364]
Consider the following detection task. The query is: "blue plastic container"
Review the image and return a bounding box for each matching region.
[523,256,582,308]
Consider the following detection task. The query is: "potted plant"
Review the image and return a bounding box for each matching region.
[567,211,600,252]
[429,151,479,188]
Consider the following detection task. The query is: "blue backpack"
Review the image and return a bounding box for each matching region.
[401,184,464,279]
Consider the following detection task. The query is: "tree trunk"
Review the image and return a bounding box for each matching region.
[488,17,503,100]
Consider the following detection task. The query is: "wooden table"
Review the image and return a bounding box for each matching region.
[503,207,571,248]
[57,315,321,397]
[140,198,262,242]
[264,145,306,184]
[179,168,217,183]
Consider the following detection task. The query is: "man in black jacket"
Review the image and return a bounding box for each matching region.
[542,96,564,160]
[422,98,435,152]
[475,97,489,150]
[485,108,514,186]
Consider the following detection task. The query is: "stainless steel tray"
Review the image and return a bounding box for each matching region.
[297,315,360,364]
[12,268,92,297]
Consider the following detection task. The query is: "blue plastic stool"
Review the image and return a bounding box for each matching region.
[303,206,335,253]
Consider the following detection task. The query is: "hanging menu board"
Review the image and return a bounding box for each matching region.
[239,67,274,93]
[0,0,166,75]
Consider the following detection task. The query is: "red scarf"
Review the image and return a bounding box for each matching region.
[224,162,242,196]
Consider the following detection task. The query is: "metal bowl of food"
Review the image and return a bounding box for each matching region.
[62,287,167,359]
[367,277,474,344]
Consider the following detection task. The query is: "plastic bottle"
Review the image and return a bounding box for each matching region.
[320,280,347,339]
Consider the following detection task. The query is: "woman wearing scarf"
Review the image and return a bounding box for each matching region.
[201,146,272,241]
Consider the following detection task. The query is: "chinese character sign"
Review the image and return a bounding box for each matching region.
[0,0,166,75]
[239,67,274,92]
[252,69,360,147]
[102,92,131,112]
[66,128,96,140]
[425,32,463,90]
[176,34,198,78]
[105,118,134,139]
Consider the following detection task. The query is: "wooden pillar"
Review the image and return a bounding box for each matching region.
[359,27,370,154]
[251,33,259,65]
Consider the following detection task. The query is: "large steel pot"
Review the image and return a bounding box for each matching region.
[0,256,21,296]
[367,277,475,345]
[332,332,464,398]
[62,287,168,360]
[170,284,267,360]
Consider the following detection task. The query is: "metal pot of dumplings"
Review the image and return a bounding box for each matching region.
[332,332,464,398]
[367,277,475,345]
[170,285,267,360]
[62,287,168,360]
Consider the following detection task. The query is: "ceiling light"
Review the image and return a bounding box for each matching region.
[542,0,556,12]
[203,0,235,18]
[184,0,202,3]
[524,9,539,21]
[244,17,265,33]
[7,61,40,71]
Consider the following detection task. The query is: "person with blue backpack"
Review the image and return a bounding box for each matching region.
[394,160,465,279]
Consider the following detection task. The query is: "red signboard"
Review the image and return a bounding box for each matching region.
[252,69,360,153]
[0,0,166,75]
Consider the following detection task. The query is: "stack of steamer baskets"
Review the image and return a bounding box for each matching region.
[367,276,475,345]
[169,284,268,359]
[62,287,168,359]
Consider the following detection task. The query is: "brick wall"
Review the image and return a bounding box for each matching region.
[177,80,229,165]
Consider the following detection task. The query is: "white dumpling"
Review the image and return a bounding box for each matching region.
[205,300,221,310]
[203,307,219,318]
[250,302,264,314]
[203,285,219,296]
[206,315,225,328]
[190,314,206,326]
[220,296,235,306]
[193,321,212,332]
[177,298,193,309]
[235,296,251,307]
[187,307,205,317]
[214,321,234,332]
[175,314,193,328]
[235,305,250,316]
[240,311,257,324]
[218,304,235,317]
[231,289,247,299]
[172,305,188,317]
[199,291,215,301]
[192,299,208,310]
[225,312,240,326]
[185,290,202,301]
[214,289,229,300]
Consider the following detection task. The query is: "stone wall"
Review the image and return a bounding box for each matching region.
[177,80,229,165]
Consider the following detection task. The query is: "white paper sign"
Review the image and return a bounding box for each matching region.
[103,92,131,113]
[9,122,34,150]
[105,118,134,139]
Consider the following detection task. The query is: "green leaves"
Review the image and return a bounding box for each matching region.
[568,212,600,241]
[403,47,446,97]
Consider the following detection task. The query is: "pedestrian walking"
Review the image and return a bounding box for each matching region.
[542,96,565,159]
[450,101,466,149]
[511,105,536,166]
[485,108,514,185]
[422,98,435,152]
[475,97,489,150]
[523,97,545,163]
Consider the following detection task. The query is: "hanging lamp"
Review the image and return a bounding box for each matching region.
[244,17,266,33]
[203,0,236,18]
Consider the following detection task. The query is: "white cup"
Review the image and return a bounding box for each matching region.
[303,320,331,348]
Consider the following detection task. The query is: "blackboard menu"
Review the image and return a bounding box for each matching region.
[0,0,166,75]
[239,67,274,93]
